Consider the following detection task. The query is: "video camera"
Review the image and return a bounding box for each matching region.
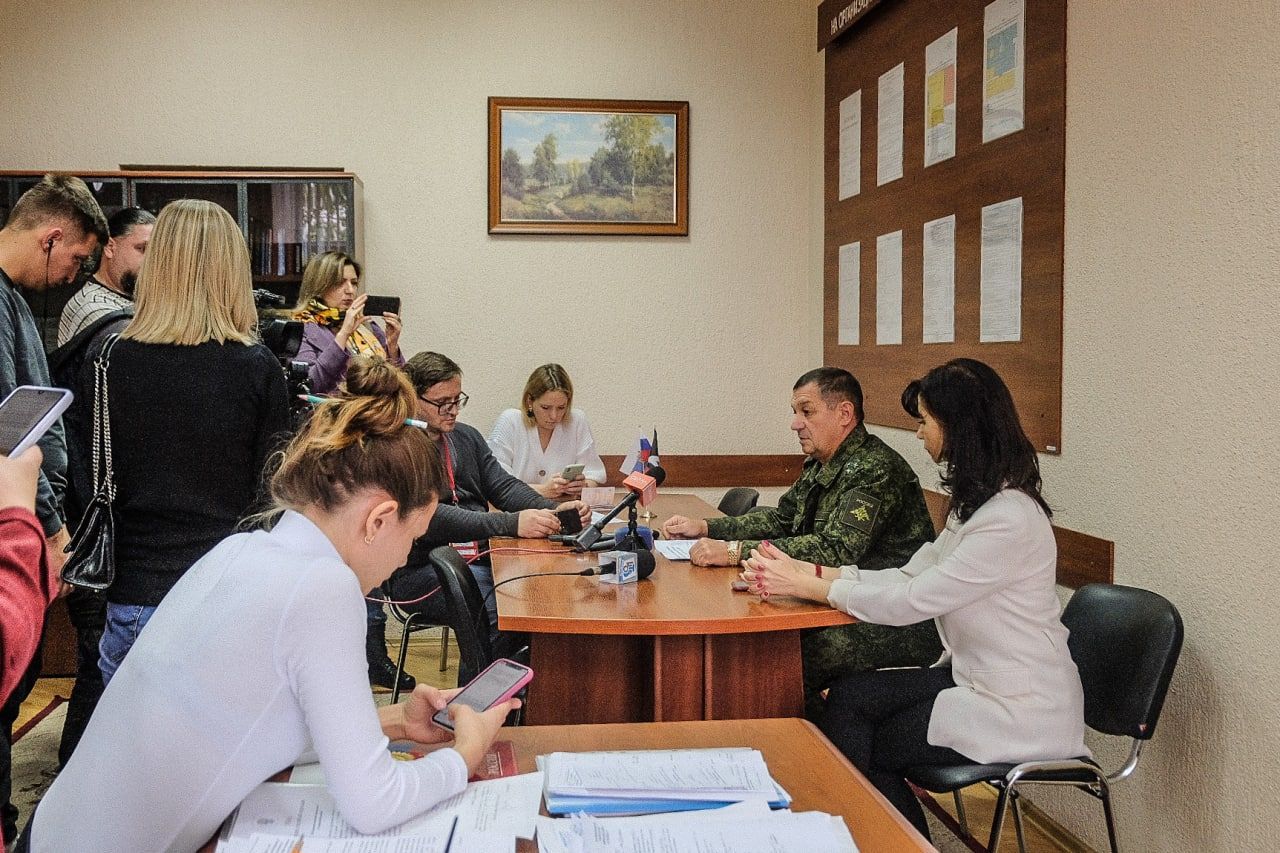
[252,289,311,418]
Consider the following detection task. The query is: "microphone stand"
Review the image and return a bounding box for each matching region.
[616,503,644,552]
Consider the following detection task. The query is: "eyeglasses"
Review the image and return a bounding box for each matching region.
[419,392,469,415]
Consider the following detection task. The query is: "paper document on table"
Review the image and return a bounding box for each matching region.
[220,826,508,853]
[535,810,858,853]
[654,540,692,560]
[224,773,543,843]
[541,748,776,800]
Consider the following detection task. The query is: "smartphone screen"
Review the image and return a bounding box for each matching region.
[0,386,73,456]
[432,658,533,731]
[363,295,401,317]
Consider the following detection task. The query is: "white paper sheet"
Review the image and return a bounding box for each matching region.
[838,241,861,345]
[838,90,861,200]
[222,826,503,853]
[226,773,543,843]
[922,214,956,343]
[876,63,904,185]
[983,0,1025,142]
[654,540,693,561]
[924,28,958,166]
[980,197,1023,342]
[534,811,858,853]
[875,231,903,345]
[541,749,776,800]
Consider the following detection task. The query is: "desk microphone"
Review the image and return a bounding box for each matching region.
[582,549,656,580]
[573,466,666,551]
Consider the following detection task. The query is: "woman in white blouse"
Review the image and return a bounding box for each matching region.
[27,359,519,853]
[743,358,1085,841]
[488,363,606,499]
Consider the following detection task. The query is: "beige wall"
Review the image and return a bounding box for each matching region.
[867,1,1280,849]
[4,0,1279,849]
[0,0,824,455]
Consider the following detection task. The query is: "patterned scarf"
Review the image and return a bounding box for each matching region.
[293,298,387,358]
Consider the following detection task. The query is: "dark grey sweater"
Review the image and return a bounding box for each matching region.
[0,270,67,536]
[421,422,556,548]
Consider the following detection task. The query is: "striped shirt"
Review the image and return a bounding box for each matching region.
[57,280,131,345]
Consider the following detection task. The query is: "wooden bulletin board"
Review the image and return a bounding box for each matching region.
[819,0,1066,452]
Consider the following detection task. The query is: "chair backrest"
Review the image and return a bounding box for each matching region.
[1062,583,1183,740]
[717,487,760,517]
[428,545,494,677]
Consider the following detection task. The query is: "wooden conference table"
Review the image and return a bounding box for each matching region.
[505,718,935,852]
[490,494,854,725]
[203,719,934,852]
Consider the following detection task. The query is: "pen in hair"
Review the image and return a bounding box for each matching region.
[297,395,431,431]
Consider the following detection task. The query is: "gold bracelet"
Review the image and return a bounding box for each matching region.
[727,540,741,564]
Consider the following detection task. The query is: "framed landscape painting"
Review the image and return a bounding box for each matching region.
[488,97,689,235]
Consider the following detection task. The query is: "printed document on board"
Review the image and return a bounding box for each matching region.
[983,0,1025,142]
[924,28,958,166]
[838,90,861,200]
[922,214,956,343]
[876,231,903,345]
[877,63,904,185]
[980,197,1023,342]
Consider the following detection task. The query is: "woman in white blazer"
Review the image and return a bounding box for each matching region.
[488,363,606,499]
[743,358,1086,840]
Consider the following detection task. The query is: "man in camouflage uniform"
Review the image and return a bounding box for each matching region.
[663,367,941,719]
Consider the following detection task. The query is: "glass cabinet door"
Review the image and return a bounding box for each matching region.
[133,180,240,222]
[246,180,355,303]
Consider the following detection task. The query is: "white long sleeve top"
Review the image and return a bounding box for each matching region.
[487,407,606,486]
[826,489,1088,765]
[32,511,467,853]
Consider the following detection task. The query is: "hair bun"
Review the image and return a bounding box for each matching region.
[334,356,416,439]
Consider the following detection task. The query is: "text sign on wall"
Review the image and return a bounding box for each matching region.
[818,0,897,50]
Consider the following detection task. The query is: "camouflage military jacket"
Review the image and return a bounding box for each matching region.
[706,424,933,570]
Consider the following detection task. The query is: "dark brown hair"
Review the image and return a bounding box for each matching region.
[269,357,443,517]
[901,358,1050,523]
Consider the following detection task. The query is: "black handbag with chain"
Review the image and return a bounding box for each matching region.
[61,334,121,591]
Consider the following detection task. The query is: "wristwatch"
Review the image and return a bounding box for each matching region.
[726,540,742,565]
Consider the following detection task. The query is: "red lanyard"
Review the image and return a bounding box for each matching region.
[440,435,459,505]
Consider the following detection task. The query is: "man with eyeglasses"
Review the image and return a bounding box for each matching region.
[0,173,107,846]
[386,351,590,678]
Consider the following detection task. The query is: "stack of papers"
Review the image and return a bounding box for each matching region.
[536,748,790,816]
[536,800,858,853]
[216,772,543,853]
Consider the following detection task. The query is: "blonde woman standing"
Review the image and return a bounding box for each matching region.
[292,251,403,394]
[76,199,290,684]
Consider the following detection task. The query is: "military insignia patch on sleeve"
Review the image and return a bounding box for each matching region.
[839,490,881,533]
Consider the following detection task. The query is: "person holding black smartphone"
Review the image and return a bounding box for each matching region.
[292,250,404,394]
[292,250,409,690]
[488,363,606,500]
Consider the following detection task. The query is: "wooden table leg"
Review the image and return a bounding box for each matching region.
[653,635,705,721]
[704,629,805,720]
[525,633,653,725]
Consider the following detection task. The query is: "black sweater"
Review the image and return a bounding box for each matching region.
[92,338,289,606]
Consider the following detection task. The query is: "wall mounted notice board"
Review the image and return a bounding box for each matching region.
[818,0,1066,452]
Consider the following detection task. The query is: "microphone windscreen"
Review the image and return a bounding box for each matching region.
[647,465,667,486]
[636,549,656,580]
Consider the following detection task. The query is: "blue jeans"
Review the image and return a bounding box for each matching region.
[99,603,158,686]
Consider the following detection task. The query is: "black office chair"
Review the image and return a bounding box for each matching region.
[906,583,1183,853]
[427,545,496,680]
[388,603,451,704]
[717,487,760,517]
[427,545,527,725]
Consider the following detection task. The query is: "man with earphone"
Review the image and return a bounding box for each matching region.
[0,173,107,848]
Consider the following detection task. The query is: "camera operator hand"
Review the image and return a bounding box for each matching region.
[334,293,368,351]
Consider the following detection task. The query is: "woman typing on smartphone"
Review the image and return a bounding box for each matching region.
[25,358,518,853]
